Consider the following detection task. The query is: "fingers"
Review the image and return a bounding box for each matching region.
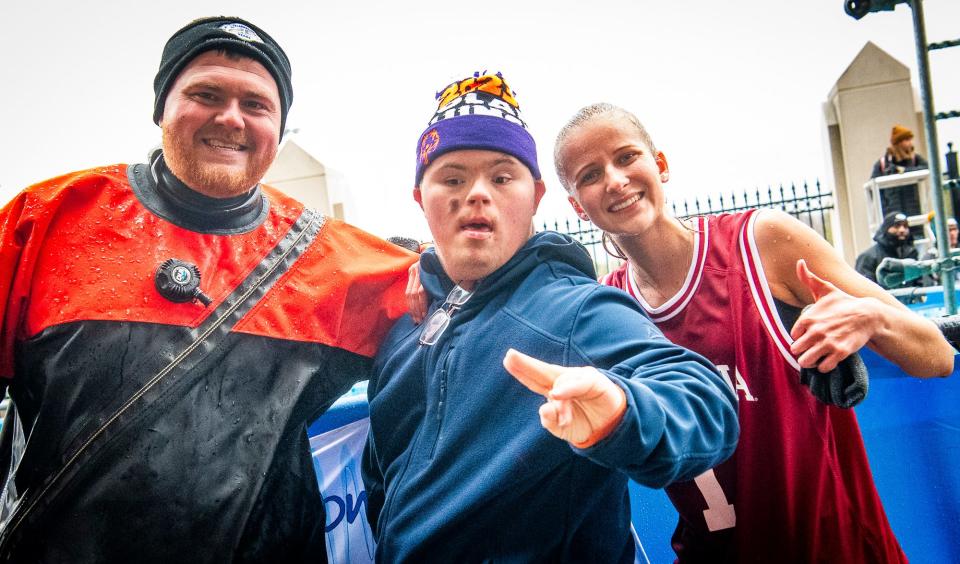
[549,368,606,401]
[789,316,809,342]
[799,352,842,373]
[795,340,846,372]
[412,287,428,324]
[816,355,842,373]
[539,401,580,442]
[405,262,427,324]
[539,401,560,430]
[790,329,813,356]
[503,349,565,396]
[538,401,573,440]
[512,356,626,447]
[555,399,573,427]
[795,259,838,303]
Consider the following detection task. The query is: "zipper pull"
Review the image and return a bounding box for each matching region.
[438,369,447,421]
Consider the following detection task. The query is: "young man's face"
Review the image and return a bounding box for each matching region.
[160,50,281,198]
[949,223,958,248]
[415,150,545,289]
[887,220,910,241]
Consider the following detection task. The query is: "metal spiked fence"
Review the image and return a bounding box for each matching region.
[539,179,833,275]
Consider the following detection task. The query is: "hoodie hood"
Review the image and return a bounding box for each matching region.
[418,231,596,308]
[873,211,914,252]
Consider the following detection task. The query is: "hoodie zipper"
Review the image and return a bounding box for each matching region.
[431,342,455,458]
[438,367,447,421]
[377,317,459,544]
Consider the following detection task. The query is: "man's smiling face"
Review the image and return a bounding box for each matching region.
[160,50,281,198]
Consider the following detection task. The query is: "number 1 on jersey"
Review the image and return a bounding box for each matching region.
[694,469,736,531]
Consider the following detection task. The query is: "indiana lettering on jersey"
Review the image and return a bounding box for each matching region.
[716,364,757,402]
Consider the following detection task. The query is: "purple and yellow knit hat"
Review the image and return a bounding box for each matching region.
[415,72,540,186]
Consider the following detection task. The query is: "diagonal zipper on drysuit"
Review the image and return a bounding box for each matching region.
[0,208,324,551]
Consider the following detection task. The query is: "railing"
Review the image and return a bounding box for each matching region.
[539,180,833,276]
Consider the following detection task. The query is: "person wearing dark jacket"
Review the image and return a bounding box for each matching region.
[871,125,929,217]
[871,125,929,179]
[361,73,739,563]
[855,211,919,287]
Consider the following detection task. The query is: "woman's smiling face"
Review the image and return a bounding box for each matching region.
[559,117,669,237]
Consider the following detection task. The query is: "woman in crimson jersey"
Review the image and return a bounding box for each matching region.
[549,103,953,563]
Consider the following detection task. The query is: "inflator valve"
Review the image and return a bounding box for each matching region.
[155,259,213,307]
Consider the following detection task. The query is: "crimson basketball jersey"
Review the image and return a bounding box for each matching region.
[602,211,905,563]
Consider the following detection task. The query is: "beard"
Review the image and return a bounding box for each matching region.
[161,125,276,198]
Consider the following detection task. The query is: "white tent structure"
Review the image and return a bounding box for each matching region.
[263,137,347,221]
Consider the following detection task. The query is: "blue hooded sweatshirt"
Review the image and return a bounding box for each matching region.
[362,232,738,563]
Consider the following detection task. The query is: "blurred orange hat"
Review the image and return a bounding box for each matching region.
[891,124,914,145]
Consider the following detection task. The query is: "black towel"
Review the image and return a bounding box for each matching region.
[774,298,869,409]
[799,353,869,409]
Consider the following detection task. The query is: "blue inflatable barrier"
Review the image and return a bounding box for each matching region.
[310,295,960,563]
[855,349,960,563]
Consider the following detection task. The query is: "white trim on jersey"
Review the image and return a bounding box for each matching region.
[627,217,709,323]
[739,210,801,371]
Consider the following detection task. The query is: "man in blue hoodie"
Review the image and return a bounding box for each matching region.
[361,73,739,563]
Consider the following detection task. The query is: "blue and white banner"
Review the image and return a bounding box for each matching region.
[310,393,376,564]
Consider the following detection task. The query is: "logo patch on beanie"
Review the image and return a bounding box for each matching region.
[419,129,441,165]
[428,74,527,129]
[219,22,264,43]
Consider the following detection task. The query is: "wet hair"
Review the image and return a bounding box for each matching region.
[553,103,658,194]
[385,236,421,253]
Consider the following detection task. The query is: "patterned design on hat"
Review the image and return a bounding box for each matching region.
[218,22,264,43]
[419,129,441,166]
[414,71,540,185]
[436,74,519,109]
[428,73,527,129]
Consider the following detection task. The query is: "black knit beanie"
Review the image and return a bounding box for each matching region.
[153,17,293,138]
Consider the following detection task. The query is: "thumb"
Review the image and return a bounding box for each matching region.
[503,349,565,396]
[795,259,837,302]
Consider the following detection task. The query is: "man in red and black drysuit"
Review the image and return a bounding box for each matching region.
[0,17,412,563]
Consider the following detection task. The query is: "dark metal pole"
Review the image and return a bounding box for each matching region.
[910,0,956,314]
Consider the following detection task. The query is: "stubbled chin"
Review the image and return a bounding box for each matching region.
[442,252,498,284]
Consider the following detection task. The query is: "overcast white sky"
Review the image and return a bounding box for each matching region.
[2,0,958,241]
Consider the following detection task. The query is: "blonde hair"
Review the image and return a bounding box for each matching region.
[554,103,658,194]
